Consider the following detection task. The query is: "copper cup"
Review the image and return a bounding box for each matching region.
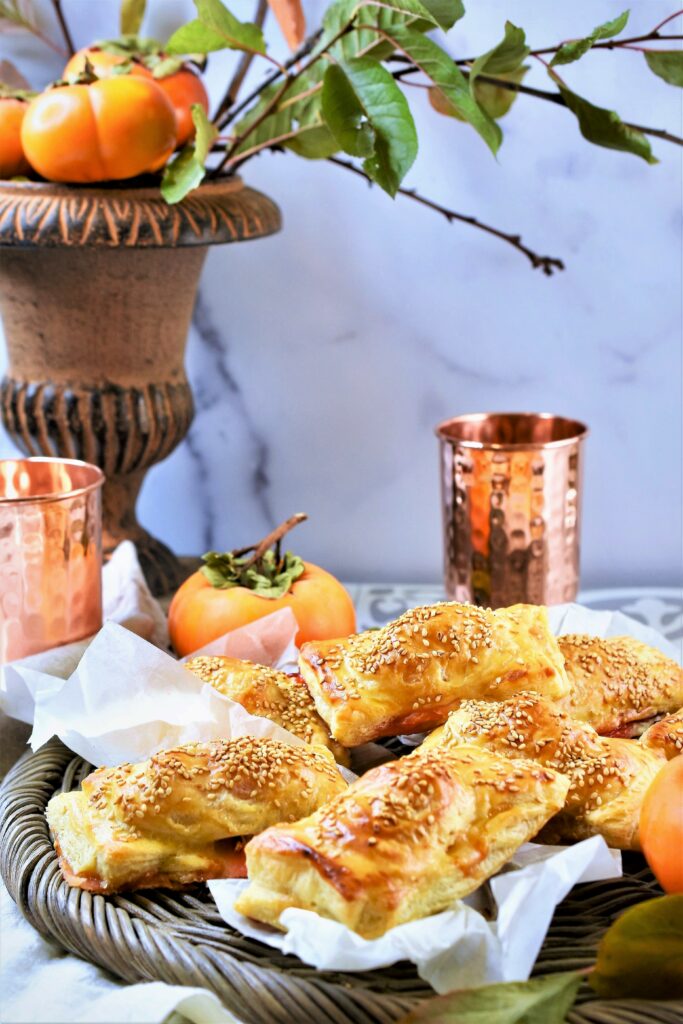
[0,458,104,662]
[436,413,589,608]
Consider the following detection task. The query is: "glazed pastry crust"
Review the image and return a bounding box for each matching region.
[298,602,569,747]
[423,692,666,850]
[558,635,683,736]
[46,736,347,894]
[185,655,349,765]
[235,744,569,938]
[640,707,683,760]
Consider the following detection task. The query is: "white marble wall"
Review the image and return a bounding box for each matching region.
[1,1,682,587]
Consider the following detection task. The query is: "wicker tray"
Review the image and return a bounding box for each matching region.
[2,739,682,1024]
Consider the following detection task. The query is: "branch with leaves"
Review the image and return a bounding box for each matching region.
[2,0,682,272]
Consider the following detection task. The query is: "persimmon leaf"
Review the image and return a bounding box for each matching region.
[167,0,266,54]
[551,10,629,67]
[644,50,683,87]
[469,21,528,89]
[548,69,657,164]
[166,19,229,54]
[120,0,146,35]
[161,146,205,204]
[267,0,306,50]
[432,66,527,121]
[590,895,683,1000]
[322,56,417,195]
[399,971,583,1024]
[192,104,218,163]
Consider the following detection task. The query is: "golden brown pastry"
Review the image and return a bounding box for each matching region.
[298,602,569,746]
[640,707,683,760]
[185,655,349,765]
[423,692,666,850]
[234,744,569,938]
[558,634,683,736]
[46,736,348,894]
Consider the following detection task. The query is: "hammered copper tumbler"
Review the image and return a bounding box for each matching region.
[0,458,104,662]
[437,413,589,608]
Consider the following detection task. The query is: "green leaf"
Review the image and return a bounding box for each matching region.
[420,0,464,30]
[166,18,228,54]
[200,549,306,598]
[322,63,377,157]
[286,124,340,158]
[232,82,293,156]
[469,21,528,89]
[120,0,146,35]
[192,104,218,162]
[590,895,683,1000]
[399,971,582,1024]
[551,10,629,67]
[432,66,527,121]
[151,55,186,77]
[387,25,502,154]
[548,70,656,163]
[160,146,205,204]
[644,50,683,87]
[167,0,265,54]
[322,56,417,195]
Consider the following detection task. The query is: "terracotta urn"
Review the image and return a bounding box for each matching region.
[0,177,280,594]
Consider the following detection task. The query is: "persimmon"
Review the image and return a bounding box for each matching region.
[0,97,31,178]
[168,514,357,656]
[640,756,683,893]
[63,47,209,147]
[21,76,177,183]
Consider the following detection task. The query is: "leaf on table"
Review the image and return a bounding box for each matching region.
[322,56,417,195]
[267,0,306,50]
[469,20,528,90]
[386,25,502,153]
[551,9,629,67]
[160,146,206,204]
[120,0,146,36]
[590,894,683,1000]
[644,50,683,87]
[548,69,656,163]
[431,65,527,121]
[398,970,583,1024]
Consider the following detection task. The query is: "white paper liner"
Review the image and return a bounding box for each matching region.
[209,837,621,992]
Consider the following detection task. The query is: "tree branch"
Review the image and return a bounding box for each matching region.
[51,0,75,57]
[213,0,269,123]
[327,156,565,275]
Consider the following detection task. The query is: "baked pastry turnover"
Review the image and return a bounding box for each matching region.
[298,602,569,746]
[234,744,569,938]
[423,692,666,850]
[558,634,683,736]
[640,707,683,760]
[185,655,349,765]
[46,736,348,894]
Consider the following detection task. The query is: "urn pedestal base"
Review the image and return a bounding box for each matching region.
[0,177,281,595]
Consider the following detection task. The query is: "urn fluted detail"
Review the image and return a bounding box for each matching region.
[0,177,281,594]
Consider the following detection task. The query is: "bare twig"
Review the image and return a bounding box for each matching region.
[51,0,74,56]
[327,156,565,275]
[213,0,268,122]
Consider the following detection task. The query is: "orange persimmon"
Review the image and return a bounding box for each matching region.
[21,76,176,183]
[640,756,683,893]
[169,515,357,656]
[0,97,31,178]
[64,47,209,147]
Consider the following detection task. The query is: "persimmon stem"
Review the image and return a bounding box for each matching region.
[235,513,308,568]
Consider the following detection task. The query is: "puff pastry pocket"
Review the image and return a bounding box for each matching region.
[558,634,683,736]
[185,655,349,765]
[424,692,666,850]
[298,602,569,746]
[234,744,568,939]
[46,736,347,894]
[640,707,683,760]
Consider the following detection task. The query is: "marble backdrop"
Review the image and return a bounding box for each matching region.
[1,1,681,587]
